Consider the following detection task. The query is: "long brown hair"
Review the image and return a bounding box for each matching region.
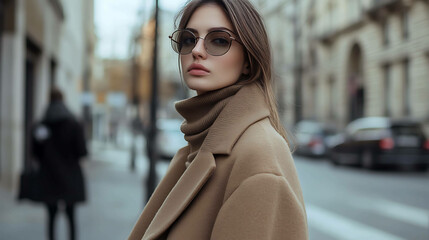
[175,0,290,145]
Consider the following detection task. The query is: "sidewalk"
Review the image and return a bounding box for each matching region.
[0,138,168,240]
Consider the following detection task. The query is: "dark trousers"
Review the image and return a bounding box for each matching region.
[45,203,76,240]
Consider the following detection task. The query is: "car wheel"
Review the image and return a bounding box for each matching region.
[361,149,376,169]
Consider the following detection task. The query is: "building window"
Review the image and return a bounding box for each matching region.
[383,64,391,116]
[328,77,335,119]
[382,20,389,47]
[310,79,317,119]
[402,59,411,116]
[401,11,409,40]
[310,49,317,68]
[327,0,335,31]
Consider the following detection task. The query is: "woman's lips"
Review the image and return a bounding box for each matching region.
[188,63,210,76]
[188,69,210,76]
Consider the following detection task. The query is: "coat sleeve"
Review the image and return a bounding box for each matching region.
[210,173,308,240]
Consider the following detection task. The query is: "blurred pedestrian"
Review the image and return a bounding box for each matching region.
[32,88,88,240]
[128,0,308,239]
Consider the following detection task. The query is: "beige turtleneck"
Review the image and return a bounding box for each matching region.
[175,84,243,165]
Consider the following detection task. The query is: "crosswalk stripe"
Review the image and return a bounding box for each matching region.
[306,204,406,240]
[349,197,429,229]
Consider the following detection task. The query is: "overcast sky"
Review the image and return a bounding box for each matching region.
[94,0,187,59]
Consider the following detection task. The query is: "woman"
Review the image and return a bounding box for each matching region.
[32,88,87,240]
[129,0,308,239]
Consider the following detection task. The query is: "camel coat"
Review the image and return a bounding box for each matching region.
[129,84,308,240]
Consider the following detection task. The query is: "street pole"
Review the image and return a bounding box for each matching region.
[0,0,3,178]
[130,48,139,172]
[146,0,159,203]
[293,0,302,124]
[129,25,143,172]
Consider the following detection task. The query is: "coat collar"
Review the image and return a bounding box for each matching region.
[140,83,269,240]
[142,151,215,240]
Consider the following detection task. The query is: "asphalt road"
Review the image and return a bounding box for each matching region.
[293,154,429,240]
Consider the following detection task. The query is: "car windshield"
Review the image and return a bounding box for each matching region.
[323,129,337,136]
[346,117,389,136]
[391,125,423,136]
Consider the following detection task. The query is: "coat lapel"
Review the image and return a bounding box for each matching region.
[128,147,189,240]
[142,151,216,240]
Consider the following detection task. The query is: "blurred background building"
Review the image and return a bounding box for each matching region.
[90,58,131,144]
[1,1,428,239]
[253,0,429,134]
[0,0,95,189]
[1,0,428,190]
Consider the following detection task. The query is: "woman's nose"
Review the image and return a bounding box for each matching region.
[191,38,207,59]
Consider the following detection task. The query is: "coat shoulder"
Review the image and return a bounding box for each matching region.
[231,117,293,174]
[225,118,304,203]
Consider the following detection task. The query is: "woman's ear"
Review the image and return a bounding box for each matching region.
[242,62,250,75]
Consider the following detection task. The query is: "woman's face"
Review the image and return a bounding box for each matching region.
[181,3,248,95]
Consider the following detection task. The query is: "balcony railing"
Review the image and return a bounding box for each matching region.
[366,0,411,20]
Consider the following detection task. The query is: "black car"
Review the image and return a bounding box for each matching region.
[328,117,429,170]
[293,120,337,158]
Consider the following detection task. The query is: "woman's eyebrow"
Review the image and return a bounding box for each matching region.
[185,28,199,34]
[185,27,235,34]
[208,27,234,32]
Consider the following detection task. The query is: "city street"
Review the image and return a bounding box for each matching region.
[294,155,429,240]
[1,140,428,240]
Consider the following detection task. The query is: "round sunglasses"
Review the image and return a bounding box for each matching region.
[169,29,241,56]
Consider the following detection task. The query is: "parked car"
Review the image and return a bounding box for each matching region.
[293,120,337,158]
[156,118,187,160]
[328,117,429,170]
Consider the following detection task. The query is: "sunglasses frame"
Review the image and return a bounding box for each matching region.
[169,29,241,56]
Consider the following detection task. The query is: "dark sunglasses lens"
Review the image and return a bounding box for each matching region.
[171,31,196,54]
[205,31,232,56]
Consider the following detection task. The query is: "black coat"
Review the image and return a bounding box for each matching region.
[32,101,87,204]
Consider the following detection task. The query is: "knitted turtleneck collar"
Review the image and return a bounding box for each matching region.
[175,82,270,167]
[175,84,243,164]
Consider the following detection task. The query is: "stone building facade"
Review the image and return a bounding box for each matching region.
[0,0,94,189]
[254,0,429,132]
